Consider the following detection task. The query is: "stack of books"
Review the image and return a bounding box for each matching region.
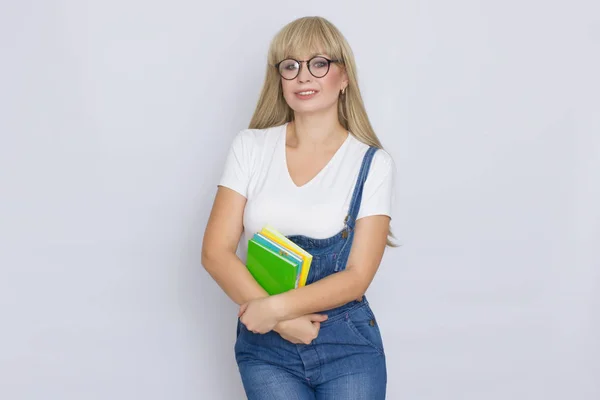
[246,224,312,295]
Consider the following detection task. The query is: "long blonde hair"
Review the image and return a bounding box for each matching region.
[249,16,398,247]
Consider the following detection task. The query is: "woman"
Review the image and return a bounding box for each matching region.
[202,16,396,399]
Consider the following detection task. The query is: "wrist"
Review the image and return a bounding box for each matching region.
[273,320,287,333]
[270,293,289,322]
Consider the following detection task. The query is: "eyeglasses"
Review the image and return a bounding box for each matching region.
[274,56,340,80]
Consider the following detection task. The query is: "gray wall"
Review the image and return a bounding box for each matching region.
[1,1,598,399]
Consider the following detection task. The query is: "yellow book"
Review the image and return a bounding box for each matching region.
[260,224,312,287]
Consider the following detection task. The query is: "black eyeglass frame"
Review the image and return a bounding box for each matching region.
[274,56,341,80]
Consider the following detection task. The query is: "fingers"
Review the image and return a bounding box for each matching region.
[280,333,302,345]
[308,313,328,322]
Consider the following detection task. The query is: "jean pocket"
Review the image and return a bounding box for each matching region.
[345,305,385,355]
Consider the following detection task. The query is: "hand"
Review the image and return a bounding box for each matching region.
[274,314,328,344]
[238,296,284,334]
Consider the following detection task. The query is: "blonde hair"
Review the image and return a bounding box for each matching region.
[249,16,398,247]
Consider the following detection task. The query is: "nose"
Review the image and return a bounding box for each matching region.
[297,61,312,82]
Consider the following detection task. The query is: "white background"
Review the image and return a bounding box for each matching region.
[1,1,598,399]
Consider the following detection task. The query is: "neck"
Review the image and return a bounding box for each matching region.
[288,109,346,149]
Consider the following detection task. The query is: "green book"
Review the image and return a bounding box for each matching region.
[246,238,298,295]
[252,232,303,288]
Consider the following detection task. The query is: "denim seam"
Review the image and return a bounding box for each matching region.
[311,345,323,384]
[319,300,368,326]
[334,236,349,271]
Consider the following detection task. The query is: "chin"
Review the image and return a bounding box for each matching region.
[289,101,336,116]
[292,106,325,115]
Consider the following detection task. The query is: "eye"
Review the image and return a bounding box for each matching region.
[279,60,298,71]
[310,58,329,69]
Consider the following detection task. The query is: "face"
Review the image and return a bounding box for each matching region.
[278,52,348,116]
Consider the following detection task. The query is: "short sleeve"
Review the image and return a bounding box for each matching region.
[356,149,396,220]
[218,130,254,198]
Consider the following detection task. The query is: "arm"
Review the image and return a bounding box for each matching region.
[238,214,390,332]
[201,185,270,305]
[274,214,390,320]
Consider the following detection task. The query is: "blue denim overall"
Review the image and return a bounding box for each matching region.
[235,147,386,400]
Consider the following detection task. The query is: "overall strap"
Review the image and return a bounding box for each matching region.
[344,146,378,232]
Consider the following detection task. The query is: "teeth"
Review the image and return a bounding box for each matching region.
[298,91,315,95]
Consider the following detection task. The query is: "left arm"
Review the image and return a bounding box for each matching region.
[238,214,390,332]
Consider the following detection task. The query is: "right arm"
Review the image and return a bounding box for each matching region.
[201,185,327,343]
[201,185,268,305]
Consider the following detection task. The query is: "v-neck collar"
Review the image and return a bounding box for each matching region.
[281,122,351,189]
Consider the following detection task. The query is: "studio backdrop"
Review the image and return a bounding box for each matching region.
[0,1,598,399]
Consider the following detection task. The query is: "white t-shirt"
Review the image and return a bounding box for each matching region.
[218,122,396,261]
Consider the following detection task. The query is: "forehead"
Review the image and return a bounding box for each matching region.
[284,48,329,60]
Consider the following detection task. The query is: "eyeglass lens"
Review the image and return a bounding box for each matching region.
[278,57,330,79]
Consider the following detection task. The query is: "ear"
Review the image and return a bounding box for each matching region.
[340,68,350,91]
[341,68,349,92]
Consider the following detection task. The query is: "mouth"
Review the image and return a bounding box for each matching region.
[294,90,319,99]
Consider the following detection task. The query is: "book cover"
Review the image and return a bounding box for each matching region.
[259,225,313,287]
[246,238,298,295]
[252,233,303,288]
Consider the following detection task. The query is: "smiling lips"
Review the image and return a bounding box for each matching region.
[295,90,319,99]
